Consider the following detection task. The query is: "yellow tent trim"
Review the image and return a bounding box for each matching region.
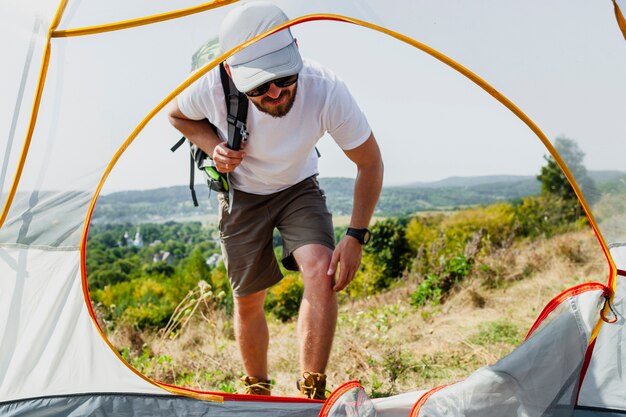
[1,4,615,397]
[322,14,619,294]
[613,0,626,41]
[0,0,69,229]
[52,0,237,38]
[0,0,236,227]
[81,18,618,363]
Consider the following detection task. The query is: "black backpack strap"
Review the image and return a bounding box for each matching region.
[173,63,250,207]
[171,136,200,206]
[170,136,187,152]
[188,151,199,207]
[219,63,248,151]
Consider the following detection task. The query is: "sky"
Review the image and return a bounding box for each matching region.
[1,0,625,196]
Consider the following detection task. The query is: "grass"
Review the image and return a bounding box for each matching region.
[105,228,606,398]
[468,321,523,346]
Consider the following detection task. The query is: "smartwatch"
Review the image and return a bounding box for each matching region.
[346,227,371,245]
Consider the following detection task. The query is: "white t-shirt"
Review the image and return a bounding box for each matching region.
[177,58,371,194]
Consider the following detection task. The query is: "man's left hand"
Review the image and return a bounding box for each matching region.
[327,236,363,292]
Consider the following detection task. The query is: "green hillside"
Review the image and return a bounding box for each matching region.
[91,170,624,224]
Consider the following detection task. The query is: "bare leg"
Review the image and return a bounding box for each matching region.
[233,290,269,380]
[293,244,338,373]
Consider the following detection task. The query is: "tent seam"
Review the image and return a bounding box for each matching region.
[51,0,237,38]
[0,0,69,230]
[0,392,180,407]
[0,243,78,251]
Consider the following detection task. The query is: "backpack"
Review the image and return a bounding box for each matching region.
[171,63,248,206]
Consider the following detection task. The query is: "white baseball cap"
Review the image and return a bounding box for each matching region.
[219,2,303,93]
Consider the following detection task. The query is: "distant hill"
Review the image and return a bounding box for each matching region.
[588,170,626,183]
[405,171,624,189]
[404,175,536,189]
[91,171,624,224]
[319,176,541,216]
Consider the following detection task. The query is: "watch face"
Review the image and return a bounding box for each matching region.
[362,230,371,244]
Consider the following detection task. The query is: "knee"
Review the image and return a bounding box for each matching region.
[298,253,331,282]
[300,258,336,298]
[234,290,266,314]
[293,245,332,276]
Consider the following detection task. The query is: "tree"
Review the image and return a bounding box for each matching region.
[537,136,598,206]
[361,218,413,291]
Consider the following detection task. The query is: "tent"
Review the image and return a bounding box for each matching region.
[1,0,625,415]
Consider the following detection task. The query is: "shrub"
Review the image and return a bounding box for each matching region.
[405,215,443,274]
[514,194,582,238]
[405,215,443,254]
[349,258,390,297]
[123,303,172,329]
[442,203,516,252]
[210,262,233,313]
[144,261,175,277]
[410,254,471,306]
[360,218,413,291]
[89,269,127,290]
[410,274,442,307]
[265,273,303,322]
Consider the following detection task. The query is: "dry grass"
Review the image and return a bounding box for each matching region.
[108,228,607,398]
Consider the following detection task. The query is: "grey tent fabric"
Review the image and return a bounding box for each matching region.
[0,393,322,417]
[414,288,604,417]
[577,247,626,413]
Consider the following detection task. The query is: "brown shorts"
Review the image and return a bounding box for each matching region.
[217,176,335,297]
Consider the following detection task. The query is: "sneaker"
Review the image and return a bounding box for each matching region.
[297,372,327,400]
[240,376,272,396]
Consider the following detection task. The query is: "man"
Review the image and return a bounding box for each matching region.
[168,2,383,399]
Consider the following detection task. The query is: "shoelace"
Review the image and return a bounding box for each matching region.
[240,377,272,395]
[298,372,327,399]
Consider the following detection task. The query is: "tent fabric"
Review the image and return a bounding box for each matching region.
[577,251,626,411]
[371,391,428,417]
[2,0,626,416]
[0,246,165,402]
[573,408,626,417]
[411,288,605,417]
[0,191,91,248]
[0,393,322,417]
[318,382,375,417]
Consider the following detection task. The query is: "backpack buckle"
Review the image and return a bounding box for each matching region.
[237,120,248,141]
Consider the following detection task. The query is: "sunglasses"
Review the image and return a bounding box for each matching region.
[245,74,299,97]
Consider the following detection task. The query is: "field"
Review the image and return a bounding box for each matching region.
[104,227,606,398]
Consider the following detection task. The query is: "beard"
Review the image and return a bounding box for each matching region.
[250,84,297,118]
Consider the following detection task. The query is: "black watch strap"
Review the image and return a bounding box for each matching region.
[346,227,371,245]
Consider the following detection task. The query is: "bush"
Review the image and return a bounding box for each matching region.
[442,203,516,251]
[358,218,412,293]
[410,274,442,307]
[92,268,210,330]
[123,303,172,329]
[144,261,175,277]
[405,215,443,274]
[410,255,471,306]
[515,194,583,238]
[89,269,127,290]
[210,262,233,313]
[349,258,388,297]
[265,273,303,322]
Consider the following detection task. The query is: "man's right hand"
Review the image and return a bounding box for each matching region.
[168,101,245,174]
[212,142,246,173]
